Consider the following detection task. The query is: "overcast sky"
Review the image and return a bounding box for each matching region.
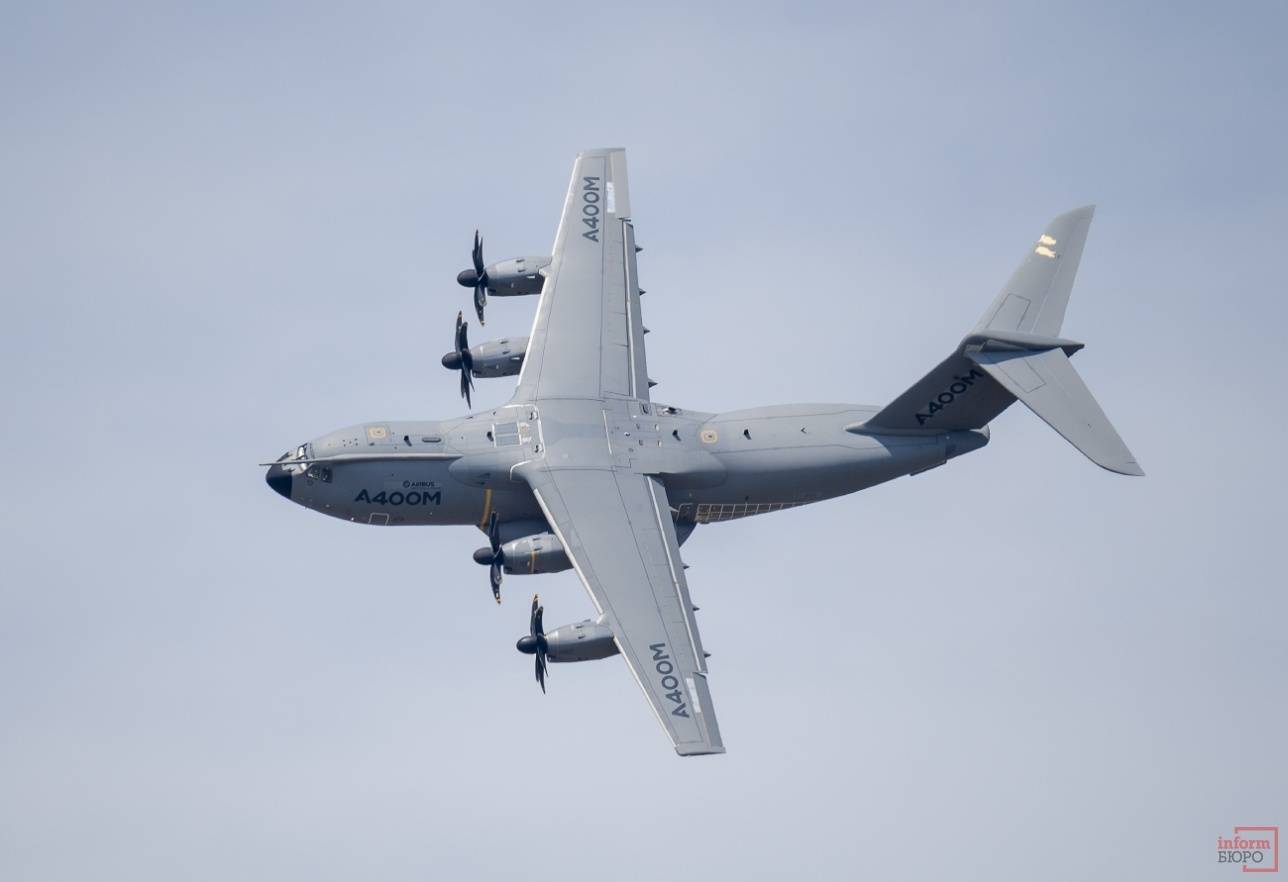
[2,2,1285,880]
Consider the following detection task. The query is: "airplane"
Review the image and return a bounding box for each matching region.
[264,148,1143,756]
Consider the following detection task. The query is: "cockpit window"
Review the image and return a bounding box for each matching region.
[281,444,312,474]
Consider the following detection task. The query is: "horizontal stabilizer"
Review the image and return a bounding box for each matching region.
[967,348,1143,476]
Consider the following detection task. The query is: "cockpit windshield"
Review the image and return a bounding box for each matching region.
[278,444,312,474]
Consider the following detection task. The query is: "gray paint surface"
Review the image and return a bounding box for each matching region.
[2,3,1285,880]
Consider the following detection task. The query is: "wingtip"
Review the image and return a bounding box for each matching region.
[675,743,726,757]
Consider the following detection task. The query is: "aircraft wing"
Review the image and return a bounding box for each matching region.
[516,463,725,756]
[512,148,649,401]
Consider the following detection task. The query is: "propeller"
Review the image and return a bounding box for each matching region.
[441,311,475,408]
[455,229,489,325]
[515,594,549,693]
[471,510,503,603]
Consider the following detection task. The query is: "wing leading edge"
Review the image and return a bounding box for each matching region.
[517,463,724,756]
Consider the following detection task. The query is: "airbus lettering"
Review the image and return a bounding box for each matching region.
[650,643,690,718]
[353,489,442,506]
[915,366,986,425]
[581,175,601,242]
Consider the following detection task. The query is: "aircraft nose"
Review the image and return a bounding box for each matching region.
[265,463,292,500]
[457,268,479,287]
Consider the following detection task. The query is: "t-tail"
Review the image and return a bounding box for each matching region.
[864,206,1144,476]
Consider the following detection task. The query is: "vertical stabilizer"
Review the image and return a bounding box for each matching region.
[975,205,1095,337]
[866,207,1142,476]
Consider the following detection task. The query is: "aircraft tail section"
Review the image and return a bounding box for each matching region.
[864,206,1143,475]
[865,350,1017,432]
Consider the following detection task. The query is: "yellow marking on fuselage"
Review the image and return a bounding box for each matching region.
[479,488,494,528]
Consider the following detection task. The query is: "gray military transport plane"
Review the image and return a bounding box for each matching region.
[264,148,1142,756]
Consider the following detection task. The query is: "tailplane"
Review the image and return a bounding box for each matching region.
[865,207,1143,476]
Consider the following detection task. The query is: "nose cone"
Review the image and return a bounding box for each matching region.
[442,350,462,370]
[516,635,538,654]
[457,268,479,288]
[265,464,292,500]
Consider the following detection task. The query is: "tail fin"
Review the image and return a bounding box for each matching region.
[974,205,1095,337]
[865,207,1144,476]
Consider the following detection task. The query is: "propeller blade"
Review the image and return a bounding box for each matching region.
[472,230,485,276]
[522,594,549,693]
[488,511,500,553]
[465,231,488,324]
[460,368,472,408]
[452,311,475,407]
[490,562,502,602]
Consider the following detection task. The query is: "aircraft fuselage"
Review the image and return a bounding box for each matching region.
[266,399,988,534]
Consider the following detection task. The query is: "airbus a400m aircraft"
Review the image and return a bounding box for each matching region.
[265,148,1142,756]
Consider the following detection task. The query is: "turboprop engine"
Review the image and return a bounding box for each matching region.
[442,312,528,407]
[472,513,570,603]
[516,595,619,692]
[473,531,569,576]
[441,334,527,379]
[456,230,550,324]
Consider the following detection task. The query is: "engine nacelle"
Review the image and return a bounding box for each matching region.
[501,532,570,575]
[542,616,619,663]
[441,336,528,378]
[482,255,551,297]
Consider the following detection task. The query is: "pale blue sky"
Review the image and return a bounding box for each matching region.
[2,2,1285,880]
